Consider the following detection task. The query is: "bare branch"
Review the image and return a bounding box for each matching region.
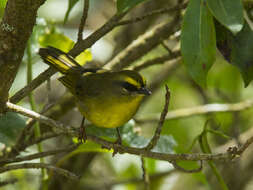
[9,67,56,103]
[69,12,127,57]
[138,99,253,122]
[227,135,253,158]
[145,85,170,150]
[0,163,80,181]
[133,51,180,71]
[6,102,77,136]
[77,0,90,42]
[0,178,18,187]
[116,3,187,26]
[105,16,181,70]
[0,144,79,165]
[141,157,150,190]
[6,101,253,162]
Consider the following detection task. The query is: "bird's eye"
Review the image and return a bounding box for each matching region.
[122,82,138,92]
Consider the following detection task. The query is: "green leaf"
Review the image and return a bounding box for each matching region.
[117,0,148,13]
[216,21,253,86]
[39,29,92,65]
[75,49,92,66]
[181,0,216,87]
[0,0,7,17]
[69,140,110,157]
[0,112,26,145]
[230,23,253,86]
[152,135,176,154]
[0,0,7,8]
[175,160,202,171]
[39,31,75,52]
[64,0,80,24]
[206,0,244,35]
[78,120,176,153]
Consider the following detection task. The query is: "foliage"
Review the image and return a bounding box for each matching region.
[181,0,253,87]
[0,113,25,145]
[181,0,216,87]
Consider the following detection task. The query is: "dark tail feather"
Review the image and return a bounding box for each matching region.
[58,75,76,94]
[39,46,83,74]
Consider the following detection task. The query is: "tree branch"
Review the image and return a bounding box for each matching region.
[137,99,253,122]
[4,102,246,162]
[105,15,181,70]
[0,144,79,165]
[0,178,18,187]
[9,67,56,103]
[141,157,150,190]
[117,3,187,26]
[145,85,170,150]
[0,163,80,181]
[132,50,180,71]
[77,0,89,42]
[69,11,127,57]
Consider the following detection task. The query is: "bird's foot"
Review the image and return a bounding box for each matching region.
[78,117,87,143]
[112,128,122,156]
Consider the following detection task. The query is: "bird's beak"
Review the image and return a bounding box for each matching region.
[138,87,152,95]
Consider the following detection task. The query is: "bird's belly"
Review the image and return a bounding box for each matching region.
[76,96,143,128]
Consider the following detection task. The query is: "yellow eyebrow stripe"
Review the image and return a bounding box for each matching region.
[125,77,140,88]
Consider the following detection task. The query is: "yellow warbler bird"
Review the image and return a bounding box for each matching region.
[39,46,151,141]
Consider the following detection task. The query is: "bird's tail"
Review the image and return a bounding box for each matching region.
[39,46,83,75]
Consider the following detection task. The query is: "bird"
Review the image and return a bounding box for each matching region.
[39,46,151,144]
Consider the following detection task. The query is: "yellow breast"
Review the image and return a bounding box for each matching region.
[76,95,144,128]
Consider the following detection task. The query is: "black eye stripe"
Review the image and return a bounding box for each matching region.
[122,82,138,92]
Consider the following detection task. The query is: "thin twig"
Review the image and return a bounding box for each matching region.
[9,67,56,104]
[6,102,77,136]
[105,16,180,70]
[145,85,170,150]
[3,132,64,161]
[144,57,181,97]
[0,144,80,165]
[5,102,253,162]
[228,135,253,156]
[117,3,187,26]
[69,12,127,57]
[137,99,253,123]
[77,0,89,42]
[161,41,173,54]
[133,51,180,71]
[0,163,80,181]
[28,132,65,146]
[237,135,253,154]
[141,157,150,190]
[0,178,18,187]
[14,101,57,150]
